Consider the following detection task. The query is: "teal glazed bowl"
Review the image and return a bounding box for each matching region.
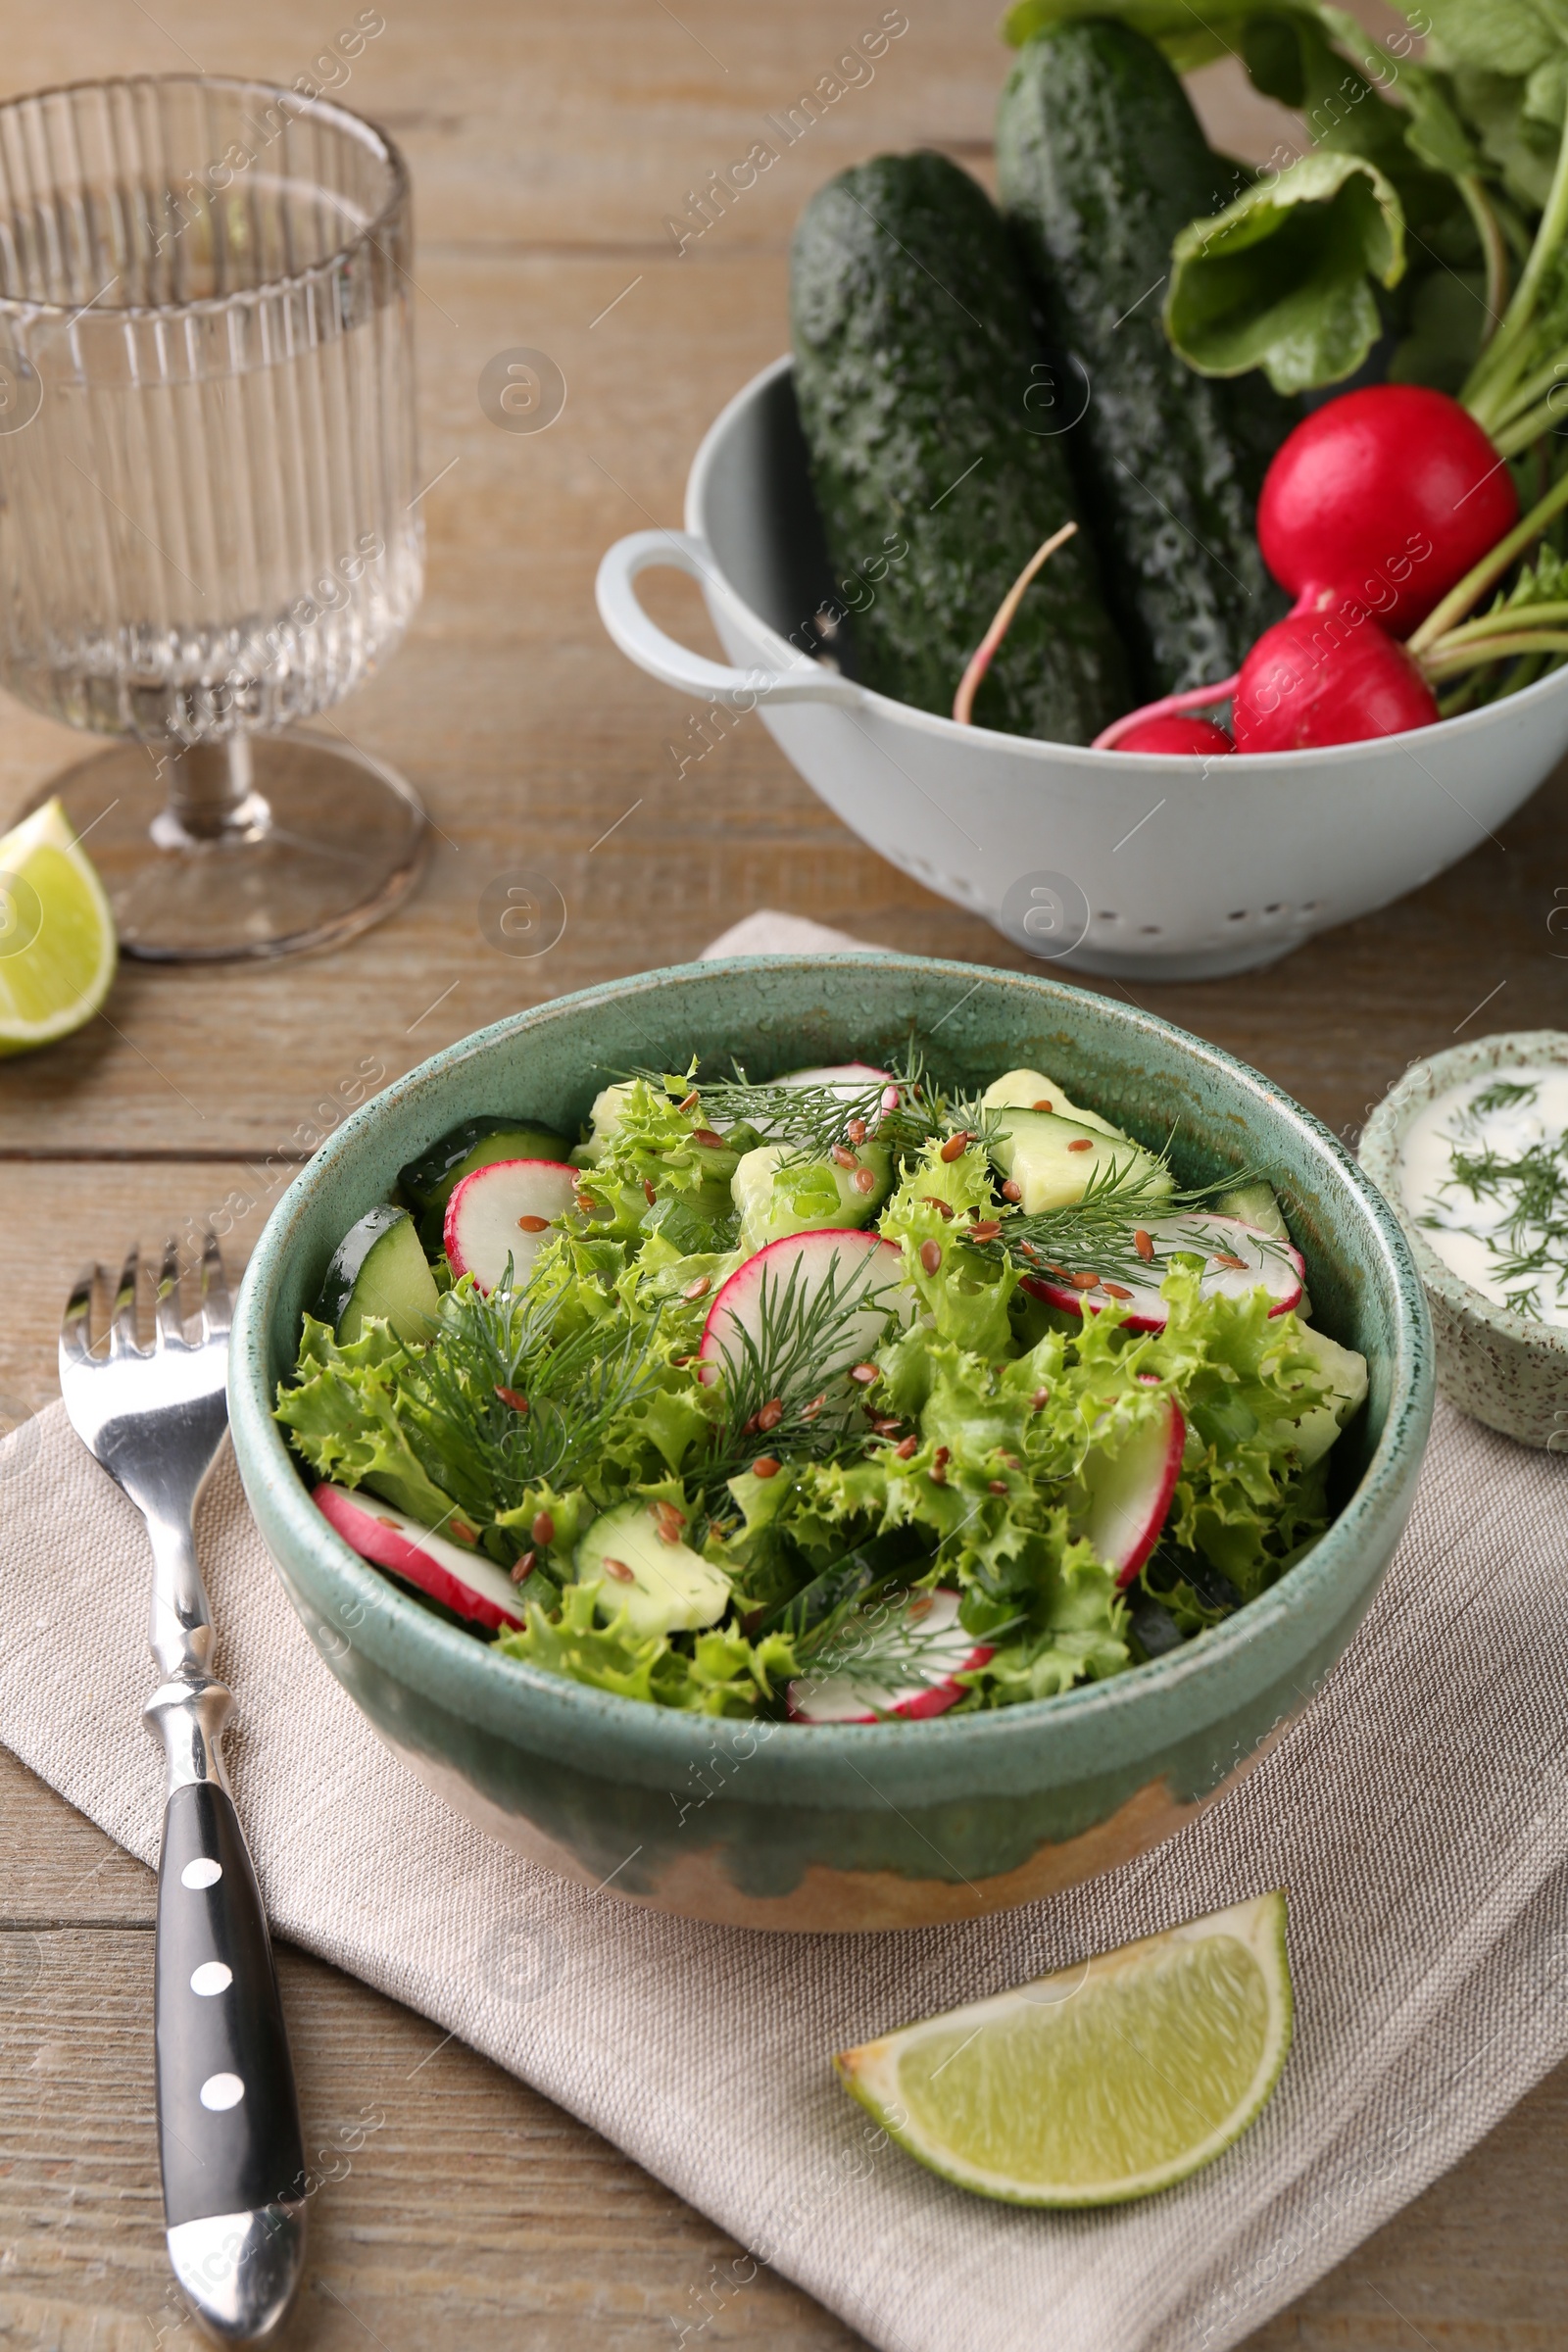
[229,956,1435,1932]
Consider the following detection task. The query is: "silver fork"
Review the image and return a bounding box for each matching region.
[60,1235,306,2346]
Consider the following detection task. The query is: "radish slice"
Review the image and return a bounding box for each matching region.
[698,1227,908,1390]
[1072,1398,1185,1587]
[1021,1212,1303,1334]
[313,1484,527,1632]
[787,1589,994,1722]
[443,1157,577,1294]
[774,1062,892,1094]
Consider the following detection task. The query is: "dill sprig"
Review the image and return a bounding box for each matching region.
[699,1241,907,1483]
[1425,1122,1568,1312]
[793,1588,1023,1708]
[409,1272,668,1514]
[971,1158,1266,1293]
[629,1046,1003,1170]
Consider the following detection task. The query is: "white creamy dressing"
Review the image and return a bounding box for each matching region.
[1398,1063,1568,1324]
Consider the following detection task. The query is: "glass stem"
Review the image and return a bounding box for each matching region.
[167,737,261,841]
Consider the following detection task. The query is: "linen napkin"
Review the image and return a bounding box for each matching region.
[3,921,1566,2352]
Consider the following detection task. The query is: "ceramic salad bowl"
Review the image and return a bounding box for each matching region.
[228,955,1434,1931]
[596,358,1568,983]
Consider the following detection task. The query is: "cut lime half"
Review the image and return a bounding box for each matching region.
[0,797,117,1056]
[836,1889,1292,2207]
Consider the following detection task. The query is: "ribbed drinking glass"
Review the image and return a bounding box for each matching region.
[0,74,426,959]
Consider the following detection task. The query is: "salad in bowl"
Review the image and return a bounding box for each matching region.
[275,1052,1367,1727]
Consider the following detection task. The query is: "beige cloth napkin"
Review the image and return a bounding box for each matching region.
[4,915,1566,2352]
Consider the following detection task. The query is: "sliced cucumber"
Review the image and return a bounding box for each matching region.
[988,1108,1171,1215]
[317,1204,440,1346]
[572,1081,635,1167]
[400,1116,569,1245]
[573,1500,730,1641]
[731,1140,892,1254]
[981,1067,1125,1141]
[1276,1323,1369,1468]
[1215,1180,1290,1240]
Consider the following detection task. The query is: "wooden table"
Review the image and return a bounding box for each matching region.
[1,4,1563,2344]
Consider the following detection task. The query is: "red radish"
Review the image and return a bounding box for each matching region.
[699,1228,908,1389]
[1020,1213,1303,1334]
[314,1484,526,1632]
[443,1157,577,1293]
[1257,386,1516,637]
[1109,715,1234,756]
[787,1588,994,1722]
[1072,1397,1185,1586]
[1230,611,1438,753]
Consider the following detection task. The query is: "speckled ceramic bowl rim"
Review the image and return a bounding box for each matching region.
[229,953,1433,1771]
[1360,1028,1568,1358]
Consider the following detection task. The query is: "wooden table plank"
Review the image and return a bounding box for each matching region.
[0,3,1562,2346]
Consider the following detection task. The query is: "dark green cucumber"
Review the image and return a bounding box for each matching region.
[790,150,1130,744]
[400,1116,568,1249]
[316,1204,440,1345]
[997,24,1298,699]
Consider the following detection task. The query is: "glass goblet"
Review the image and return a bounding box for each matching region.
[0,74,427,959]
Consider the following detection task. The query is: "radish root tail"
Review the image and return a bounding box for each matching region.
[953,521,1079,726]
[1092,673,1242,752]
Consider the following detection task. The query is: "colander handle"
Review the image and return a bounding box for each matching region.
[596,530,864,710]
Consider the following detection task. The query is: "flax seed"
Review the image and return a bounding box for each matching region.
[940,1132,971,1163]
[531,1509,556,1547]
[1001,1179,1023,1202]
[604,1556,635,1583]
[756,1398,784,1431]
[919,1238,944,1275]
[511,1550,537,1584]
[494,1386,529,1413]
[1066,1139,1094,1154]
[683,1274,711,1300]
[1134,1228,1154,1262]
[751,1456,780,1479]
[516,1213,550,1231]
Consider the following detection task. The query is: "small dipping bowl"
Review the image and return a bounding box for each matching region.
[1361,1029,1568,1451]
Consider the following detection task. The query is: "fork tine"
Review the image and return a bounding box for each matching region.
[60,1263,97,1369]
[199,1230,231,1340]
[154,1236,184,1350]
[110,1245,142,1357]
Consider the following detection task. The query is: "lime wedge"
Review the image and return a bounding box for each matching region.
[836,1890,1292,2207]
[0,798,117,1056]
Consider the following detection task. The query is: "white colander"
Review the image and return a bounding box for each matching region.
[597,356,1568,981]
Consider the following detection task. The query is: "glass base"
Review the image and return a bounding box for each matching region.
[25,731,428,962]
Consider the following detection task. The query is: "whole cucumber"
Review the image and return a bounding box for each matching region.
[997,23,1297,698]
[790,150,1129,744]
